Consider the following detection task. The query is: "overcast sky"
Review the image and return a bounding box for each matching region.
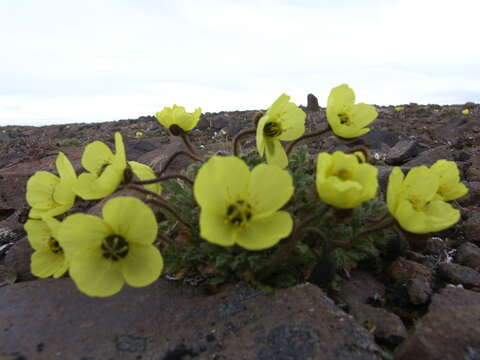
[1,0,479,126]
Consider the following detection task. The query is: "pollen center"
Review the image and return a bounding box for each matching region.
[406,195,425,212]
[48,237,63,254]
[102,235,129,261]
[338,112,352,125]
[264,121,282,138]
[225,200,253,228]
[336,169,352,180]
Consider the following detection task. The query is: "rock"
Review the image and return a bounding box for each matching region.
[124,138,158,161]
[388,257,433,282]
[385,140,418,165]
[464,210,480,243]
[348,302,407,347]
[407,276,432,305]
[395,288,480,360]
[307,93,320,112]
[456,242,480,271]
[403,145,455,166]
[458,181,480,207]
[3,237,35,281]
[210,114,230,130]
[336,270,385,306]
[0,280,383,360]
[438,262,480,288]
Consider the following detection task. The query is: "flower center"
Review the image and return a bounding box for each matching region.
[225,200,253,228]
[336,169,352,180]
[101,235,129,261]
[405,194,426,212]
[338,112,352,125]
[264,121,282,138]
[48,237,63,254]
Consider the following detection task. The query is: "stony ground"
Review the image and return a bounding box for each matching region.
[0,98,479,360]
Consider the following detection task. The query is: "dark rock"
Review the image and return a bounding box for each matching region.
[456,242,480,271]
[124,138,158,161]
[350,130,410,150]
[403,145,455,166]
[348,302,407,347]
[211,115,230,130]
[307,93,320,112]
[388,257,433,282]
[438,262,480,288]
[458,182,480,207]
[336,270,385,306]
[407,276,432,305]
[385,140,418,165]
[464,210,480,243]
[0,280,383,360]
[3,237,35,281]
[395,288,480,360]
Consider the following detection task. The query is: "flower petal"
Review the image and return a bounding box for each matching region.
[102,197,158,245]
[265,139,288,168]
[25,219,51,250]
[81,141,114,175]
[387,167,404,214]
[350,103,378,129]
[121,244,163,287]
[199,209,235,247]
[248,163,293,216]
[129,161,162,195]
[194,156,249,212]
[31,250,67,278]
[26,171,59,209]
[56,152,76,184]
[69,250,124,297]
[234,211,293,250]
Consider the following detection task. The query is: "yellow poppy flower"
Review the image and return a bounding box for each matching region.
[326,84,377,138]
[316,151,378,209]
[193,156,294,250]
[155,105,202,133]
[74,132,127,200]
[129,161,162,195]
[58,196,163,297]
[256,94,306,168]
[430,160,468,201]
[26,152,77,219]
[387,167,461,234]
[25,217,69,278]
[462,109,470,115]
[135,131,143,138]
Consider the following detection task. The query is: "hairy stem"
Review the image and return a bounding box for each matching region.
[157,150,203,177]
[145,197,194,232]
[232,128,257,156]
[180,133,199,157]
[132,173,194,187]
[332,216,395,248]
[285,125,331,156]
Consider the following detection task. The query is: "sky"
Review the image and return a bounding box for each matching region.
[1,0,479,126]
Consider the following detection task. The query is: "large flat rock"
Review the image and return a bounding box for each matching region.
[0,278,382,360]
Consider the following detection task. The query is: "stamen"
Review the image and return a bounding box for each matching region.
[225,200,254,228]
[264,121,282,138]
[101,235,129,261]
[48,238,63,254]
[338,112,351,125]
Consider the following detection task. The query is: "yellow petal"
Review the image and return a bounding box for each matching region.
[248,163,293,216]
[102,197,158,245]
[31,249,67,278]
[113,132,127,169]
[387,167,404,215]
[129,161,162,195]
[25,219,51,250]
[199,209,235,247]
[327,84,355,122]
[56,152,76,184]
[53,180,75,205]
[58,213,111,256]
[265,139,288,168]
[256,114,270,157]
[194,156,249,213]
[350,103,378,129]
[81,141,114,175]
[121,244,163,287]
[69,250,124,297]
[26,171,59,209]
[234,211,292,250]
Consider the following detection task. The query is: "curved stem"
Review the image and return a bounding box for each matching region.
[157,150,203,177]
[144,198,194,232]
[133,173,194,187]
[332,217,395,248]
[285,125,331,156]
[232,128,257,156]
[180,133,199,157]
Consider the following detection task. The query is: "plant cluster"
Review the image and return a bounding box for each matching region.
[23,84,468,297]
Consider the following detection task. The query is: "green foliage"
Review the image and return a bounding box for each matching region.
[57,138,81,147]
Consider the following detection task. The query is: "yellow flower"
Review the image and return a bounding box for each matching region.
[58,197,163,297]
[26,152,77,218]
[394,106,405,111]
[135,131,143,138]
[25,217,68,278]
[74,132,127,200]
[256,94,306,168]
[326,84,377,138]
[387,167,460,234]
[155,105,202,133]
[430,160,468,201]
[462,109,470,115]
[129,161,162,195]
[316,151,378,209]
[193,156,294,250]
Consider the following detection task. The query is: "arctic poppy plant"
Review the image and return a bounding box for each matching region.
[256,94,306,168]
[155,105,202,134]
[326,84,377,138]
[193,156,294,250]
[58,196,163,297]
